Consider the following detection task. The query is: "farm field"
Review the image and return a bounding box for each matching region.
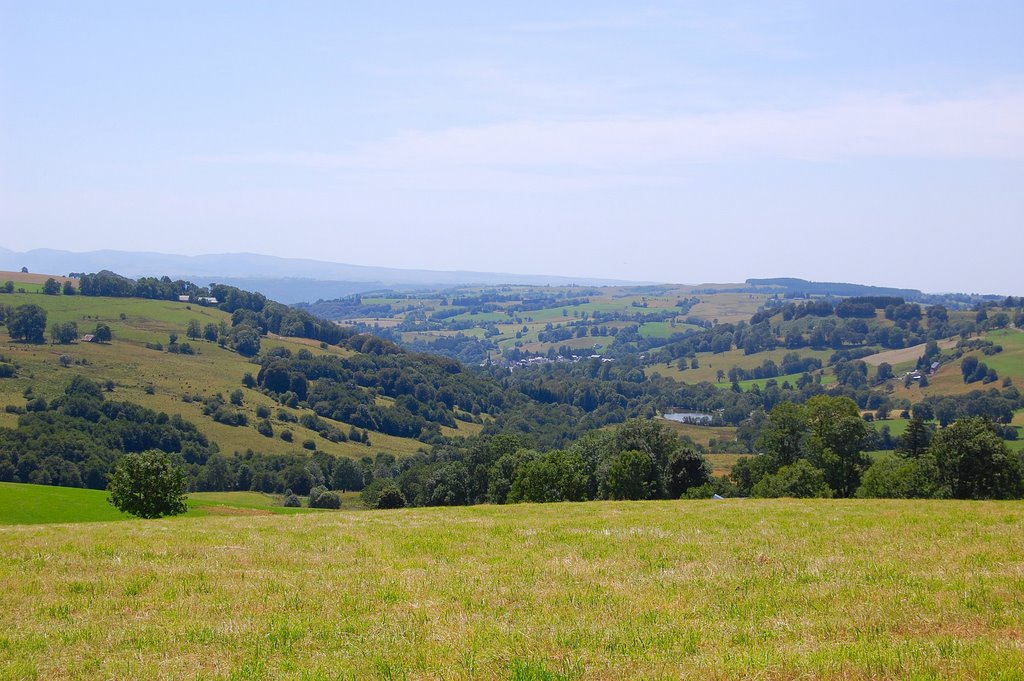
[652,347,834,385]
[0,483,324,524]
[861,339,958,367]
[891,328,1024,401]
[658,419,738,448]
[304,283,764,361]
[2,499,1023,679]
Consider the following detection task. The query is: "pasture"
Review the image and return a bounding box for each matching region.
[0,483,323,525]
[652,347,834,385]
[1,499,1022,679]
[891,328,1024,402]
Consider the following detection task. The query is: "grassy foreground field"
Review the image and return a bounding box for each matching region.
[2,500,1023,679]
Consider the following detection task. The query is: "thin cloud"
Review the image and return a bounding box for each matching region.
[199,89,1024,176]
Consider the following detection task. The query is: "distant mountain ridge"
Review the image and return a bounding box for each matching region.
[743,277,924,299]
[0,248,646,303]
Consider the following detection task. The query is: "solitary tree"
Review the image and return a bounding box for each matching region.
[107,451,188,518]
[42,278,61,295]
[50,321,78,344]
[93,323,112,343]
[7,304,48,343]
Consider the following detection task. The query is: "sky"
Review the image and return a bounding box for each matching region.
[1,1,1022,293]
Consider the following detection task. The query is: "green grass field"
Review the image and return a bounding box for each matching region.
[2,499,1022,679]
[0,482,131,524]
[871,417,912,438]
[0,483,326,524]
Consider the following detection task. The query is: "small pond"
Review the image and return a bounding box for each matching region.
[662,411,713,425]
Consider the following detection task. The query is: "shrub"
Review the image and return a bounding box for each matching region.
[302,439,316,451]
[857,454,942,499]
[256,405,270,418]
[256,419,274,437]
[360,478,404,508]
[229,389,244,406]
[751,460,833,498]
[308,485,341,509]
[212,408,247,427]
[375,483,406,509]
[280,430,293,442]
[282,493,302,508]
[680,478,737,499]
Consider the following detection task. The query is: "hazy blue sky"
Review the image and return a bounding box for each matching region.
[2,2,1022,293]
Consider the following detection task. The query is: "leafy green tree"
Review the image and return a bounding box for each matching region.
[2,281,13,294]
[93,323,112,342]
[803,395,870,497]
[612,418,680,497]
[42,278,61,295]
[876,362,893,382]
[50,321,78,344]
[7,304,48,343]
[897,416,933,458]
[857,453,942,499]
[424,461,471,506]
[375,482,406,509]
[486,448,539,504]
[605,450,658,500]
[508,449,589,503]
[331,458,365,491]
[930,417,1023,499]
[203,323,219,342]
[62,280,76,295]
[231,324,261,357]
[756,401,808,469]
[107,451,188,518]
[666,446,712,497]
[186,319,202,340]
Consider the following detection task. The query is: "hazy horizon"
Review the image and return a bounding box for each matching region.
[2,2,1022,293]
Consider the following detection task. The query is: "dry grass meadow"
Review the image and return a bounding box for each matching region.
[2,499,1023,679]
